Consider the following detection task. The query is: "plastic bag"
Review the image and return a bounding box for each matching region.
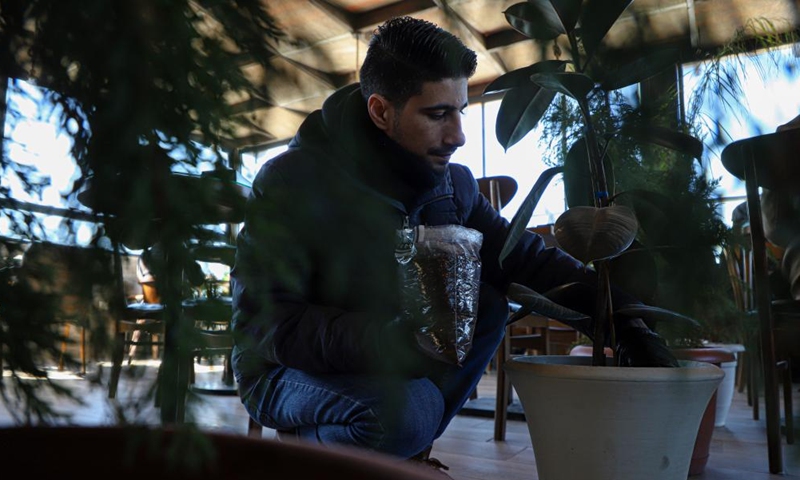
[398,225,483,366]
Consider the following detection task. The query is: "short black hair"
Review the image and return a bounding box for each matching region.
[359,17,477,106]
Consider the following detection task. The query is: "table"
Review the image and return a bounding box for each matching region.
[78,169,249,424]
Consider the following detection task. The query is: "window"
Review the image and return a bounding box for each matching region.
[2,80,97,245]
[468,99,565,228]
[3,79,235,252]
[682,44,800,226]
[239,144,289,184]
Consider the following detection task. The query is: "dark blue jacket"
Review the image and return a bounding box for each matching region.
[231,84,610,379]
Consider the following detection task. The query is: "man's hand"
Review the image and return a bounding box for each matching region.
[616,327,680,367]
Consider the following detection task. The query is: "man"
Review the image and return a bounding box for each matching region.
[231,16,675,471]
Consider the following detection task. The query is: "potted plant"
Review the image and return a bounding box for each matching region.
[483,1,725,479]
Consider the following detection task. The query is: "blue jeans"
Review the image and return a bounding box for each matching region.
[238,282,508,458]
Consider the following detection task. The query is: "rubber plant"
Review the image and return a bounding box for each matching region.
[485,0,706,365]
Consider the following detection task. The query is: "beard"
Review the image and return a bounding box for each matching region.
[377,130,445,193]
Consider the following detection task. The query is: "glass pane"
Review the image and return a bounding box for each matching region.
[4,80,80,210]
[450,103,485,177]
[683,44,800,226]
[240,144,289,184]
[482,99,565,227]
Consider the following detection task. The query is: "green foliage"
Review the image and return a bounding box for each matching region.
[487,0,732,360]
[0,0,283,422]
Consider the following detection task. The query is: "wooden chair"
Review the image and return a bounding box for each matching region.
[184,243,258,435]
[18,242,119,376]
[182,295,235,395]
[107,248,166,400]
[494,298,580,441]
[721,128,800,474]
[723,241,768,423]
[474,176,580,441]
[108,243,238,404]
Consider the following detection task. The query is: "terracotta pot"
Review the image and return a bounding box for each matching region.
[672,347,736,476]
[506,355,723,480]
[0,426,442,480]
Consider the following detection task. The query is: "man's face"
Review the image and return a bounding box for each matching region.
[381,78,468,174]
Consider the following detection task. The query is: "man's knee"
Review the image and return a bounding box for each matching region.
[368,379,445,458]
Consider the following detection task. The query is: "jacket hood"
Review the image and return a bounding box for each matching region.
[290,83,374,167]
[290,83,454,210]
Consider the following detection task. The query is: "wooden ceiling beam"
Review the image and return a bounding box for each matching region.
[432,0,509,75]
[228,95,274,115]
[351,0,438,31]
[484,28,529,51]
[308,0,357,30]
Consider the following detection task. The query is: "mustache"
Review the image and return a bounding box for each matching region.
[428,147,458,156]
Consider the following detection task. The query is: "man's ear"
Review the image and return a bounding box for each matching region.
[367,94,393,132]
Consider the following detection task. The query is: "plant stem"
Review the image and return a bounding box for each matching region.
[592,260,613,366]
[580,99,609,209]
[580,98,615,366]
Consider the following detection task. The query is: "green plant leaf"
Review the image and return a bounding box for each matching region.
[495,85,558,150]
[483,60,568,95]
[578,0,633,61]
[563,137,614,208]
[504,0,582,40]
[506,282,590,324]
[619,125,704,160]
[499,166,564,265]
[563,138,593,208]
[598,48,681,91]
[553,205,638,264]
[615,304,701,328]
[531,72,595,102]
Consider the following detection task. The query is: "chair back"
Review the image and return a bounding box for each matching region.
[721,128,800,473]
[477,176,517,213]
[19,242,117,320]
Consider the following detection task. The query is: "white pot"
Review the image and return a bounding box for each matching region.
[505,355,724,480]
[705,343,745,427]
[715,360,737,427]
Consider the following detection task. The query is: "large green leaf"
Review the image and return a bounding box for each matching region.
[554,205,638,264]
[499,166,564,265]
[531,72,594,102]
[495,85,558,150]
[506,282,590,324]
[597,48,681,91]
[563,138,593,208]
[563,137,614,208]
[578,0,633,61]
[619,124,704,160]
[615,304,701,328]
[547,0,583,34]
[484,60,568,95]
[504,0,582,40]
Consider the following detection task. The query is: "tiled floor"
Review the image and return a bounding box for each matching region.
[1,358,798,479]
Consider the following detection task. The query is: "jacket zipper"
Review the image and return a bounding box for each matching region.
[401,193,454,228]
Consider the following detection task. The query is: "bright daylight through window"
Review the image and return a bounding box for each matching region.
[7,43,800,240]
